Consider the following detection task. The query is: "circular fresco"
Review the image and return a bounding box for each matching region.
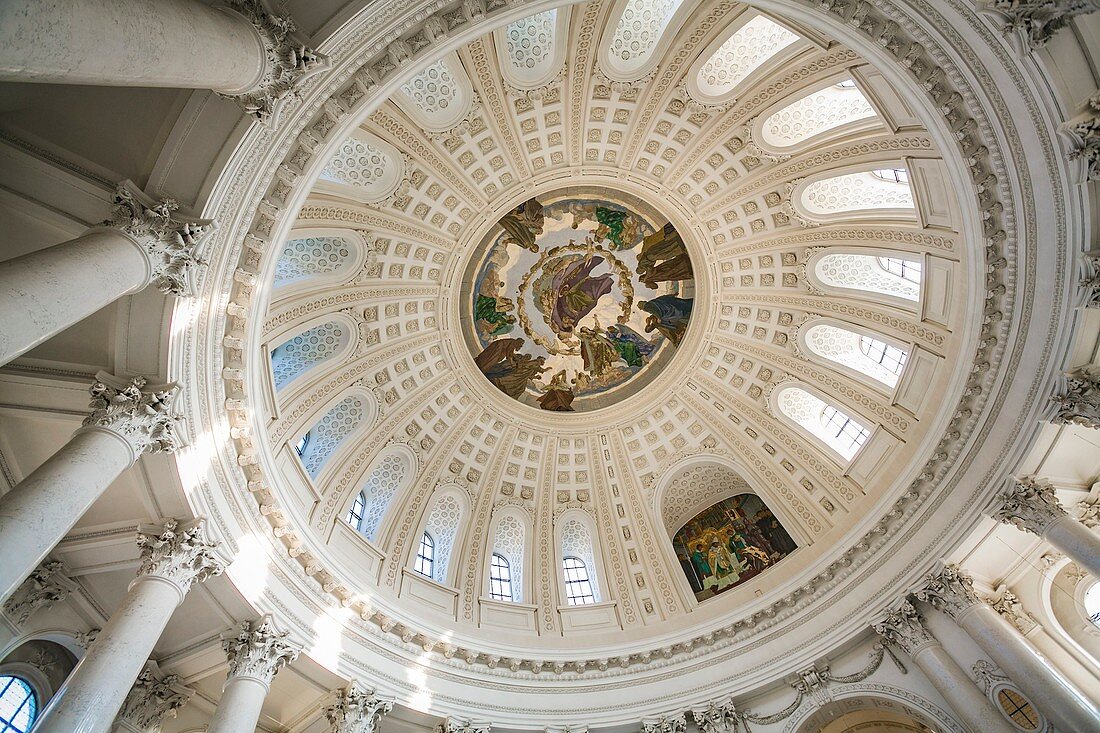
[466,192,696,412]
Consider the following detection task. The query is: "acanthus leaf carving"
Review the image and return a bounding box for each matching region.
[872,599,936,657]
[135,518,227,595]
[1049,365,1100,429]
[641,714,687,733]
[222,614,301,685]
[324,682,394,733]
[989,475,1067,536]
[2,560,73,624]
[988,584,1038,635]
[984,0,1100,49]
[913,563,984,620]
[115,664,193,733]
[82,373,182,456]
[691,699,737,733]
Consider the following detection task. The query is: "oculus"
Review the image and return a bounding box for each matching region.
[465,191,696,412]
[673,493,796,602]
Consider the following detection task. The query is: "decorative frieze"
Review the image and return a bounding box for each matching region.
[989,476,1067,536]
[221,0,329,123]
[1049,366,1100,429]
[104,182,212,296]
[873,600,937,656]
[115,664,192,733]
[222,614,301,685]
[135,518,227,596]
[2,560,73,623]
[984,0,1100,48]
[81,373,181,455]
[324,682,394,733]
[913,564,984,620]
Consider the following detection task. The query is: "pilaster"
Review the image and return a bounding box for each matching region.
[115,663,193,733]
[2,560,74,623]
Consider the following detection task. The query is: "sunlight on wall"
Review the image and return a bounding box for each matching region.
[310,607,352,670]
[227,533,271,603]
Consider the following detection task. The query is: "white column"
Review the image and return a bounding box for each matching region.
[207,615,300,733]
[113,662,193,733]
[916,564,1100,732]
[0,374,180,603]
[990,477,1100,578]
[0,0,326,121]
[34,519,226,733]
[874,600,1015,733]
[324,683,394,733]
[0,182,211,366]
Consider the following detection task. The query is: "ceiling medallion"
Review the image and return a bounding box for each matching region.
[465,192,697,412]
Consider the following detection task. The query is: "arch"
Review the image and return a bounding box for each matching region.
[803,247,923,307]
[598,0,702,81]
[555,509,602,604]
[0,674,37,733]
[391,52,476,133]
[792,164,916,224]
[294,388,378,480]
[487,504,532,602]
[273,227,369,294]
[684,12,803,103]
[788,687,965,733]
[772,382,871,462]
[796,317,910,389]
[343,444,417,544]
[269,313,356,393]
[0,638,78,720]
[314,129,406,205]
[754,75,882,153]
[493,7,571,91]
[1039,559,1100,669]
[411,485,470,586]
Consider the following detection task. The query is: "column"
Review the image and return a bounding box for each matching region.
[34,519,226,733]
[113,663,193,733]
[0,0,326,120]
[323,683,394,733]
[0,373,180,603]
[873,600,1015,733]
[915,563,1100,732]
[990,477,1100,578]
[207,615,300,733]
[0,182,211,366]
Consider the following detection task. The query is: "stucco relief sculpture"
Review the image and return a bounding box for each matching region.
[81,374,181,455]
[1049,366,1100,429]
[222,614,301,684]
[324,682,394,733]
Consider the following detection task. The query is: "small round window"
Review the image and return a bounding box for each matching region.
[996,687,1040,731]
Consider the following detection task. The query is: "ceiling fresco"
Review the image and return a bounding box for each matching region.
[467,192,696,411]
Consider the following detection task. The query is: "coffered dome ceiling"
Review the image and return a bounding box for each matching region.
[175,0,1065,725]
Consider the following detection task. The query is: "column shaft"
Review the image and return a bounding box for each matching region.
[911,644,1015,733]
[0,0,264,91]
[1045,514,1100,578]
[0,228,149,365]
[33,577,182,733]
[207,676,270,733]
[959,604,1100,732]
[0,428,134,602]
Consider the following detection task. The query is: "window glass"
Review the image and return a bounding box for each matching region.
[562,557,596,605]
[345,491,366,532]
[294,433,310,456]
[858,335,909,375]
[878,256,922,283]
[872,167,909,183]
[414,532,435,577]
[821,405,871,455]
[1084,582,1100,628]
[0,676,36,733]
[996,688,1040,731]
[489,553,514,602]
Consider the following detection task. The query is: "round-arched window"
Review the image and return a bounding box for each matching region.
[1084,581,1100,628]
[0,675,37,733]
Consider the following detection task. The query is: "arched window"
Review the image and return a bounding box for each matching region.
[489,553,514,602]
[812,252,922,302]
[270,320,349,391]
[294,433,310,456]
[1085,581,1100,628]
[418,492,465,585]
[562,557,596,605]
[607,0,684,76]
[414,532,435,577]
[873,167,909,184]
[776,386,870,460]
[799,170,914,218]
[345,491,366,532]
[693,15,799,99]
[490,513,526,602]
[0,676,37,733]
[759,80,877,149]
[297,394,370,478]
[274,235,355,288]
[357,454,408,541]
[802,322,910,388]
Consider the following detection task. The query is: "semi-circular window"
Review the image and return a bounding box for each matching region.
[0,676,37,733]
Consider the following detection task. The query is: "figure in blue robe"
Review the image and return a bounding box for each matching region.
[639,296,693,347]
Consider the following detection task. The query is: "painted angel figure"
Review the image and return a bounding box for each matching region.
[544,254,614,334]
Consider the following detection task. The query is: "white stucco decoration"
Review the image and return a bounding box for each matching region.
[301,395,370,478]
[560,516,600,602]
[607,0,683,75]
[315,131,405,204]
[358,453,409,541]
[799,171,914,217]
[775,385,869,461]
[495,8,570,90]
[760,82,877,148]
[695,15,799,98]
[274,235,355,287]
[492,513,526,602]
[802,322,907,388]
[812,252,921,301]
[422,491,464,585]
[393,54,475,132]
[270,320,349,391]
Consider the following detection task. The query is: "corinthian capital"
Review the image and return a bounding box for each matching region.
[223,614,300,686]
[81,372,181,455]
[984,0,1100,48]
[104,182,212,296]
[641,714,687,733]
[873,600,937,657]
[990,476,1067,536]
[115,664,192,733]
[913,564,984,620]
[691,700,737,733]
[220,0,330,123]
[2,560,73,624]
[1050,366,1100,429]
[439,719,492,733]
[324,682,394,733]
[135,518,226,596]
